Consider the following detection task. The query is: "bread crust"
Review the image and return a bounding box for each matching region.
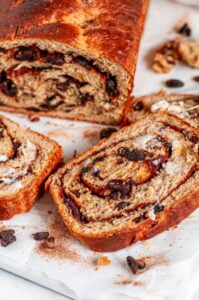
[0,115,63,220]
[0,0,149,75]
[47,111,199,252]
[0,0,149,125]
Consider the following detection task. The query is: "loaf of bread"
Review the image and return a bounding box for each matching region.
[46,112,199,252]
[0,0,149,125]
[125,91,199,127]
[0,115,63,220]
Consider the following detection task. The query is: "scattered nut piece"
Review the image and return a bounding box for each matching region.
[97,256,111,266]
[177,39,199,68]
[153,40,179,73]
[43,236,56,249]
[126,256,146,274]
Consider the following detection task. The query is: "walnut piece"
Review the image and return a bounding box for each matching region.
[153,41,179,73]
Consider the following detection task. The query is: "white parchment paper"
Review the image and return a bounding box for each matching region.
[0,0,199,299]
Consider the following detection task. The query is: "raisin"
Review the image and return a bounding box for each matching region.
[43,52,65,65]
[165,79,184,88]
[105,76,119,97]
[33,232,49,241]
[178,23,191,37]
[0,79,17,97]
[126,256,146,274]
[134,101,144,111]
[116,201,130,210]
[100,127,118,139]
[56,80,70,92]
[134,214,147,223]
[72,56,92,68]
[0,71,6,83]
[93,157,105,163]
[64,194,88,223]
[118,148,146,161]
[182,130,198,144]
[15,46,37,62]
[154,204,164,214]
[193,76,199,82]
[0,47,6,54]
[67,76,84,89]
[0,229,16,247]
[81,165,90,174]
[72,189,81,197]
[108,179,132,198]
[80,93,94,105]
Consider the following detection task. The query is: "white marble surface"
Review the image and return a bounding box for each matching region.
[0,269,69,300]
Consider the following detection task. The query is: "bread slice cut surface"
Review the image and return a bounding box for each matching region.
[47,112,199,252]
[0,115,63,220]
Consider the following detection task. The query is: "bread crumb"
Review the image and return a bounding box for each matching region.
[83,128,101,144]
[97,256,111,267]
[28,115,40,122]
[114,280,144,287]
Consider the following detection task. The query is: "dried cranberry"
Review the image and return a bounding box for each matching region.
[126,256,146,274]
[134,101,144,111]
[178,23,191,37]
[118,148,146,161]
[100,127,118,139]
[80,93,94,105]
[105,76,119,97]
[165,79,184,88]
[108,179,132,198]
[33,232,49,241]
[0,79,17,97]
[15,46,38,62]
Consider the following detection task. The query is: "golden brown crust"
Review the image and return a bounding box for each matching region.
[0,0,149,74]
[0,115,63,220]
[47,112,199,252]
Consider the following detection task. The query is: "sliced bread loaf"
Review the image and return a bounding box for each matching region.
[46,112,199,252]
[0,0,149,125]
[125,91,199,127]
[0,115,63,220]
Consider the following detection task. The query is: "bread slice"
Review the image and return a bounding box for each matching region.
[46,112,199,252]
[0,0,149,125]
[125,91,199,127]
[0,115,63,220]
